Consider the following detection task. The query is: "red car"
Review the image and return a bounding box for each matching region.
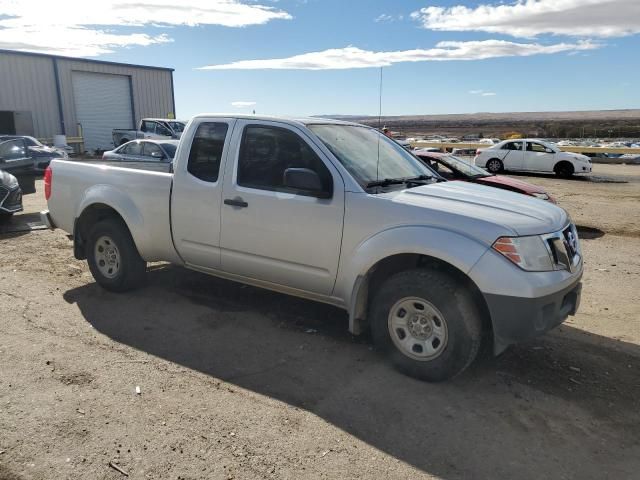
[414,151,556,203]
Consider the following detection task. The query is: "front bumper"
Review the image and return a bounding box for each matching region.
[485,274,582,354]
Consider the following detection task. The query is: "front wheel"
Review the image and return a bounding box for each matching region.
[554,162,574,178]
[370,269,483,382]
[86,218,147,292]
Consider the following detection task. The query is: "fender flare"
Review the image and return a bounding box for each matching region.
[337,226,490,334]
[74,184,146,254]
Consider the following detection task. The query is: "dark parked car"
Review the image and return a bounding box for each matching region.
[0,169,23,220]
[100,139,178,172]
[414,150,556,203]
[0,135,68,172]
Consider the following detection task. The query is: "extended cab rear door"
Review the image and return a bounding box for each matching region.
[171,118,236,268]
[218,120,345,296]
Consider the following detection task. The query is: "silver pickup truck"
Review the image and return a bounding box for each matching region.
[112,118,186,147]
[42,115,583,381]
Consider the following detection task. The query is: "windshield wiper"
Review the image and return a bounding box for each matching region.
[366,175,433,189]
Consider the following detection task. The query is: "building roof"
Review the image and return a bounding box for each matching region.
[0,48,174,72]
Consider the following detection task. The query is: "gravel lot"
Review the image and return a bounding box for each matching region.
[1,164,639,480]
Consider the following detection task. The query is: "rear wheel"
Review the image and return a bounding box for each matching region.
[86,218,146,292]
[554,162,574,178]
[119,139,129,146]
[486,158,503,173]
[370,269,483,382]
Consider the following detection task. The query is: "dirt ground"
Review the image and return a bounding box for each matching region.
[1,164,639,480]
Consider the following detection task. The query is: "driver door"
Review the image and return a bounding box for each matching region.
[219,120,345,296]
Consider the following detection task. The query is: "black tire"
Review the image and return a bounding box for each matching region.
[554,162,574,178]
[486,158,503,173]
[86,218,146,292]
[119,139,129,146]
[370,269,483,382]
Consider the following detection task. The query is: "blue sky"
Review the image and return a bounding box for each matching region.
[1,0,638,118]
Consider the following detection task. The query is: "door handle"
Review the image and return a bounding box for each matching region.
[224,198,248,208]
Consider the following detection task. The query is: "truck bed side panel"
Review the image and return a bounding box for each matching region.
[48,159,181,263]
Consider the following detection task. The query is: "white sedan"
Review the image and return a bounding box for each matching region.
[475,139,592,178]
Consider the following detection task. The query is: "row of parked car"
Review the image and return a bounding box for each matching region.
[0,135,68,220]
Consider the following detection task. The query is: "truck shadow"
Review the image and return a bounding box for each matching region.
[63,265,640,479]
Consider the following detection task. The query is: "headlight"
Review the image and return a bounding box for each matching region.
[6,175,19,188]
[493,236,554,271]
[531,192,550,201]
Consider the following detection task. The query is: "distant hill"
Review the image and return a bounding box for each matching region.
[318,109,640,138]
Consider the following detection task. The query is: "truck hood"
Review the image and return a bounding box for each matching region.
[386,181,567,239]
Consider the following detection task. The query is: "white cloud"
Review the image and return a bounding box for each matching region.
[0,0,292,57]
[469,89,497,96]
[412,0,640,38]
[199,39,599,70]
[374,13,404,23]
[231,101,257,107]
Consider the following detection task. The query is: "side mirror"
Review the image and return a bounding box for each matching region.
[283,168,330,198]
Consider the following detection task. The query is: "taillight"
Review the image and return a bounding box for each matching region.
[44,166,53,200]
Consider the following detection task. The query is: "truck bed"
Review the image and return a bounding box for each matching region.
[71,158,172,173]
[47,159,180,263]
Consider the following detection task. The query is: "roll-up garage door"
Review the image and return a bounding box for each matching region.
[72,71,133,152]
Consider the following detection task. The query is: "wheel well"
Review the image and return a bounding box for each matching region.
[554,160,574,173]
[351,254,491,335]
[73,204,126,260]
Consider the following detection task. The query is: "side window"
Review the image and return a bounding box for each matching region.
[124,142,142,156]
[528,142,548,153]
[141,121,154,134]
[187,122,229,182]
[238,125,332,193]
[0,139,26,159]
[503,141,523,151]
[143,142,163,159]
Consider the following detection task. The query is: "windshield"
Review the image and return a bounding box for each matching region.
[438,155,490,177]
[168,121,186,133]
[161,142,177,158]
[309,124,433,188]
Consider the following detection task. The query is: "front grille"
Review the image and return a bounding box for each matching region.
[5,188,22,207]
[0,185,22,212]
[544,224,581,272]
[562,225,580,260]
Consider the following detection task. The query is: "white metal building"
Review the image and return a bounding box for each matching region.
[0,49,175,152]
